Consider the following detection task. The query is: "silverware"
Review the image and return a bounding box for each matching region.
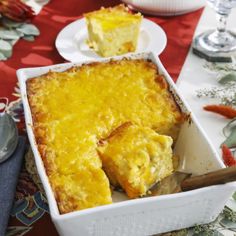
[0,112,19,163]
[181,166,236,191]
[148,166,236,196]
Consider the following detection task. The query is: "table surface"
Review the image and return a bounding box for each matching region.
[178,6,236,156]
[177,6,236,236]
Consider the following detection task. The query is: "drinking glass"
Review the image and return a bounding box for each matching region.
[193,0,236,61]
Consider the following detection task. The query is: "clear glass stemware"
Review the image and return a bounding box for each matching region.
[193,0,236,61]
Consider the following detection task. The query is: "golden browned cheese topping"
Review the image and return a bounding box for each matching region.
[84,5,141,31]
[27,59,183,213]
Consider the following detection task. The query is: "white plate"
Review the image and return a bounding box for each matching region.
[55,18,167,62]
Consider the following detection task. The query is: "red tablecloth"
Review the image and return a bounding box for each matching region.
[0,0,203,235]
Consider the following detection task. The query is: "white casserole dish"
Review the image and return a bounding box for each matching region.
[121,0,206,16]
[18,52,236,236]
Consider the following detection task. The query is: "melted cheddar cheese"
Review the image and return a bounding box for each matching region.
[27,59,183,214]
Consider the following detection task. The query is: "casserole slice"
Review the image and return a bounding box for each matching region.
[84,5,142,57]
[98,123,174,198]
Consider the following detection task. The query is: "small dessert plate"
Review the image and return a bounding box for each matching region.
[55,18,167,62]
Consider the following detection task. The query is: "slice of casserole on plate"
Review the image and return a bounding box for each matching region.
[84,5,142,57]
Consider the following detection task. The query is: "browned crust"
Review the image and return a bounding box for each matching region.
[27,77,56,176]
[154,74,186,126]
[27,59,158,84]
[51,183,79,214]
[155,74,168,89]
[97,122,134,188]
[28,59,156,82]
[98,122,132,146]
[84,4,135,18]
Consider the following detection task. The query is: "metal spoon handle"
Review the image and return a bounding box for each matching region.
[181,166,236,191]
[0,112,19,163]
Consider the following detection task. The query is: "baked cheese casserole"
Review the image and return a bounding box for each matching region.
[84,5,142,57]
[27,58,184,214]
[98,123,174,198]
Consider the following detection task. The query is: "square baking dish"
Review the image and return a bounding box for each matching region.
[17,52,236,236]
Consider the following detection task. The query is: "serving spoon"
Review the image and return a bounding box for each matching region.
[148,166,236,197]
[0,112,19,163]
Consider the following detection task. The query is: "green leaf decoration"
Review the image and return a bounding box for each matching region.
[220,218,236,231]
[1,17,23,28]
[17,24,40,36]
[0,39,12,58]
[23,35,35,42]
[222,206,236,222]
[192,224,215,236]
[233,192,236,201]
[0,39,12,50]
[193,231,223,236]
[0,29,20,40]
[211,231,224,236]
[8,39,19,46]
[15,30,24,37]
[219,73,236,84]
[204,62,236,73]
[222,126,236,148]
[6,226,32,236]
[0,52,7,60]
[168,229,188,236]
[223,118,236,137]
[175,229,188,236]
[0,17,40,60]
